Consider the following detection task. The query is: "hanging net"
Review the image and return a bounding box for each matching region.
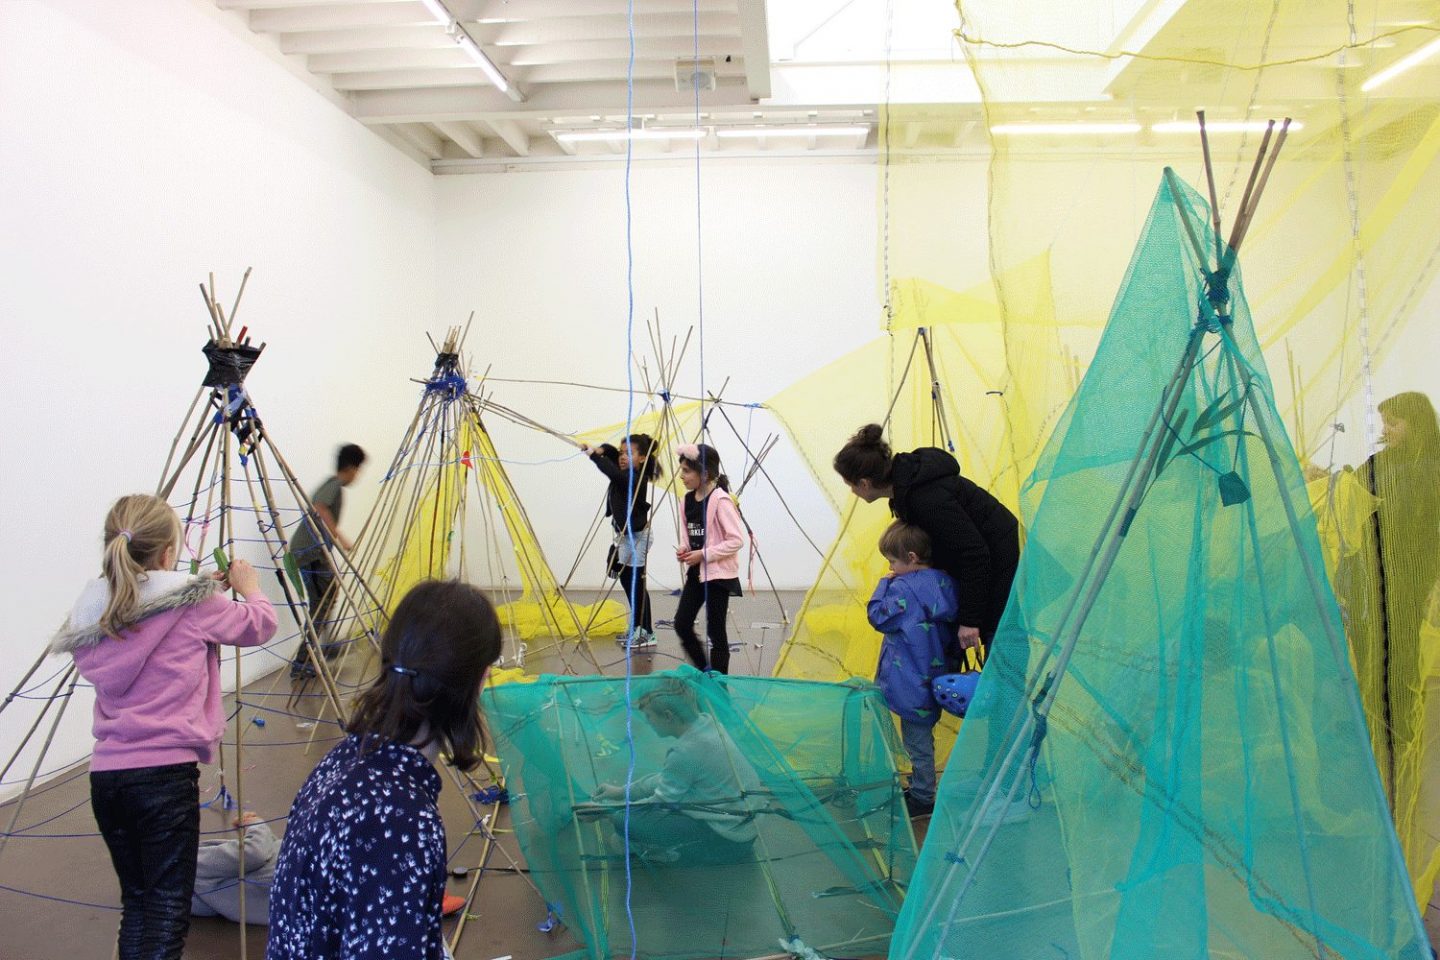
[769,267,1082,770]
[342,346,628,658]
[889,170,1428,960]
[903,0,1440,909]
[481,666,917,959]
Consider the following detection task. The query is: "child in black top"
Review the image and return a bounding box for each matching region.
[581,434,661,649]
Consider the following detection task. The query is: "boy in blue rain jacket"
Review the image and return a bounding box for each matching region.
[867,521,959,819]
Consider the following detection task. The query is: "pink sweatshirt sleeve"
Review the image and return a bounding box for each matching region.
[192,592,279,648]
[703,494,746,562]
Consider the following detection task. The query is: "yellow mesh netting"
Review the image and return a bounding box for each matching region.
[869,0,1440,909]
[363,410,627,644]
[770,268,1082,768]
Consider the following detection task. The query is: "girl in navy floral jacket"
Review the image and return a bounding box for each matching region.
[266,581,501,960]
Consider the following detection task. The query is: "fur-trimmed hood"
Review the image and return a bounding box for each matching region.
[50,571,218,655]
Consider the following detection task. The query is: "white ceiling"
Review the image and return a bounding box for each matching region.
[209,0,1440,170]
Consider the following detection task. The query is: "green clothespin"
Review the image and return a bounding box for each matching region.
[283,552,303,593]
[213,548,230,573]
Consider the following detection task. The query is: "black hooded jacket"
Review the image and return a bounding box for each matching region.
[588,444,651,534]
[889,448,1019,637]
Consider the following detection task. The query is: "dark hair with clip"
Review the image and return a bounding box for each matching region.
[677,442,731,492]
[346,580,501,771]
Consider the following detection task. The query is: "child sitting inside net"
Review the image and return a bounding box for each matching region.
[587,677,763,864]
[867,521,958,819]
[191,812,277,925]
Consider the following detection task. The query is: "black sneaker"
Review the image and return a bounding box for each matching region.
[903,789,934,819]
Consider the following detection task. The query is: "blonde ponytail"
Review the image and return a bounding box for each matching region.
[100,495,181,637]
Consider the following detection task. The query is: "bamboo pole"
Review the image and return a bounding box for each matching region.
[228,267,252,326]
[1197,110,1224,268]
[0,671,81,866]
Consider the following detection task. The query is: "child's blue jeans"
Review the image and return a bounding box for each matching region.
[900,718,937,804]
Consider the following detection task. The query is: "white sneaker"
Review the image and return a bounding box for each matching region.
[620,630,657,650]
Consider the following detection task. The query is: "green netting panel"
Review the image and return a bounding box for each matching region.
[890,173,1427,960]
[482,666,918,959]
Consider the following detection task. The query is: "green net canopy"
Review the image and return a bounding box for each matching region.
[890,172,1428,960]
[482,666,918,959]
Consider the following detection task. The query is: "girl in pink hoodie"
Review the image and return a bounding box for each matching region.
[49,494,277,960]
[674,444,747,673]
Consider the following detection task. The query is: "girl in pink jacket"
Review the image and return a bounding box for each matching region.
[673,444,747,673]
[50,494,277,960]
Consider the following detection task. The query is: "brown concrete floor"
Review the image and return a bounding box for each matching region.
[0,590,806,960]
[5,587,1438,958]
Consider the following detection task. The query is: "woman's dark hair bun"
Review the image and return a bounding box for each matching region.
[833,424,894,486]
[854,423,888,452]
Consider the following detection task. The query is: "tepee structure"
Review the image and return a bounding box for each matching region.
[890,118,1429,960]
[0,272,388,956]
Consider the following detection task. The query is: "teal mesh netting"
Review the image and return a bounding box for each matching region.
[482,666,917,959]
[890,173,1428,960]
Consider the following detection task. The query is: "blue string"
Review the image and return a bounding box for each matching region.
[424,373,467,397]
[0,881,120,911]
[0,765,88,795]
[621,0,639,955]
[1,795,90,835]
[691,0,714,664]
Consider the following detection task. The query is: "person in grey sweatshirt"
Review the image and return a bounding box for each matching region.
[191,813,278,926]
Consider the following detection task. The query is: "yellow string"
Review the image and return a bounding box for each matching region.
[953,23,1439,72]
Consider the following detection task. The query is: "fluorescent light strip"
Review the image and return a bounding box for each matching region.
[1362,35,1440,92]
[990,123,1142,135]
[415,0,511,95]
[715,126,870,139]
[1151,120,1304,133]
[555,128,706,143]
[456,32,510,94]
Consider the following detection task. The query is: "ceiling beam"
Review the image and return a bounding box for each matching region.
[1101,0,1190,90]
[505,35,741,66]
[248,2,433,33]
[351,77,758,121]
[433,120,485,158]
[477,117,530,156]
[523,58,747,85]
[390,121,445,159]
[218,0,401,8]
[278,25,451,54]
[449,0,738,17]
[331,68,497,91]
[477,13,740,46]
[735,0,770,100]
[308,47,470,73]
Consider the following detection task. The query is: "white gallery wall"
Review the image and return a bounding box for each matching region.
[432,160,946,606]
[0,0,436,779]
[3,0,1438,787]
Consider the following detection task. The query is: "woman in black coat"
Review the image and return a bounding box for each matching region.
[834,423,1020,652]
[835,424,1030,819]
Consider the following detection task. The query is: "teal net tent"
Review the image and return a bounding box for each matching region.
[890,172,1428,960]
[482,666,918,959]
